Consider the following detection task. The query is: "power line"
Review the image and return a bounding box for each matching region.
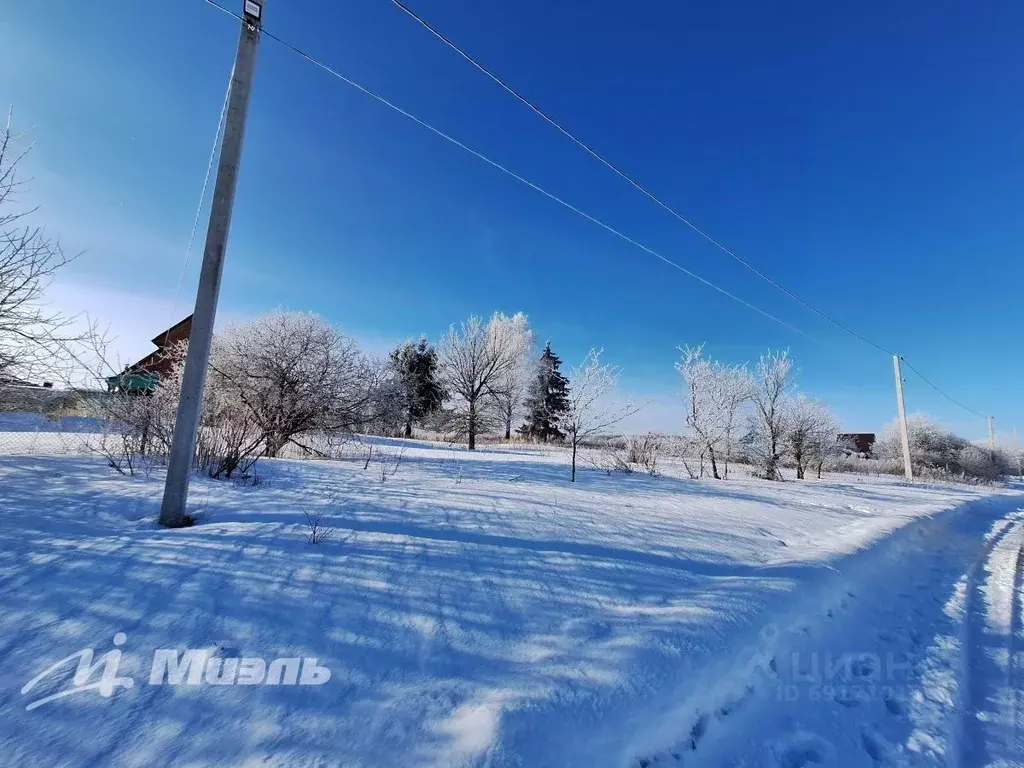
[198,0,993,424]
[390,1,1001,424]
[169,59,234,327]
[202,0,816,341]
[899,357,988,419]
[390,0,896,359]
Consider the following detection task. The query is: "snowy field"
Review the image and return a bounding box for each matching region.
[0,437,1022,767]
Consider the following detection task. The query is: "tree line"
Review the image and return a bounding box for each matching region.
[676,345,840,481]
[93,309,637,483]
[675,344,1016,483]
[388,314,574,449]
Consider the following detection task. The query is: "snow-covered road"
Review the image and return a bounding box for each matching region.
[666,499,1024,767]
[0,444,1021,766]
[959,512,1024,766]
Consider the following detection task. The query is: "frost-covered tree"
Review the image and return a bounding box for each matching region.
[716,362,754,479]
[0,110,85,386]
[438,312,523,450]
[747,350,794,480]
[874,413,1010,480]
[676,345,752,479]
[519,342,570,442]
[806,402,841,480]
[874,414,960,472]
[488,312,535,440]
[787,394,839,480]
[562,348,640,482]
[83,336,264,480]
[211,311,376,457]
[389,337,446,438]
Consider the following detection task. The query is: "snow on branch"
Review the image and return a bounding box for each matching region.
[563,348,641,482]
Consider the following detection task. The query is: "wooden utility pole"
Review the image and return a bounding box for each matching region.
[159,0,265,527]
[892,355,913,481]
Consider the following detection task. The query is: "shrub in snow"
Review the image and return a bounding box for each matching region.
[626,432,664,475]
[376,448,405,482]
[142,339,263,480]
[957,444,1013,482]
[786,394,841,480]
[875,414,1012,482]
[212,311,378,459]
[84,341,183,476]
[303,509,332,544]
[562,349,640,482]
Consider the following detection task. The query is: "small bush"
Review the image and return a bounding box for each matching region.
[875,414,1014,483]
[303,509,332,544]
[626,432,663,475]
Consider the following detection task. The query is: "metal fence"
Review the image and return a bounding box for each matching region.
[0,409,102,456]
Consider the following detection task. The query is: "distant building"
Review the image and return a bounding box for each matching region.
[0,374,51,388]
[106,315,192,394]
[839,433,876,457]
[1,377,52,413]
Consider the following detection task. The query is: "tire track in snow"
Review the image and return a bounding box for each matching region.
[631,500,1024,768]
[958,514,1024,767]
[1008,542,1024,753]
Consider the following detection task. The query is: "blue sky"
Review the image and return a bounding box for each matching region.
[2,0,1021,439]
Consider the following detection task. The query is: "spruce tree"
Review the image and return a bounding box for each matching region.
[518,342,570,442]
[389,338,446,438]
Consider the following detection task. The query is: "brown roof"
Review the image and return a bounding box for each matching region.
[124,315,193,377]
[151,314,193,348]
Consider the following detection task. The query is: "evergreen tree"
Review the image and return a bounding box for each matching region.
[389,338,446,438]
[518,342,570,442]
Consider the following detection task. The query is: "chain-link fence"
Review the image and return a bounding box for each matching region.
[0,385,106,456]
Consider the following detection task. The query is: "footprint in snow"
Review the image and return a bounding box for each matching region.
[834,691,860,708]
[884,693,906,717]
[688,713,709,750]
[772,731,833,768]
[850,655,875,678]
[860,726,889,762]
[717,689,753,719]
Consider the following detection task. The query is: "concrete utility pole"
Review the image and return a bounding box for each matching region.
[159,0,265,527]
[988,415,996,456]
[892,355,913,482]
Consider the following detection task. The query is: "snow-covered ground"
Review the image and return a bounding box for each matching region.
[0,438,1021,767]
